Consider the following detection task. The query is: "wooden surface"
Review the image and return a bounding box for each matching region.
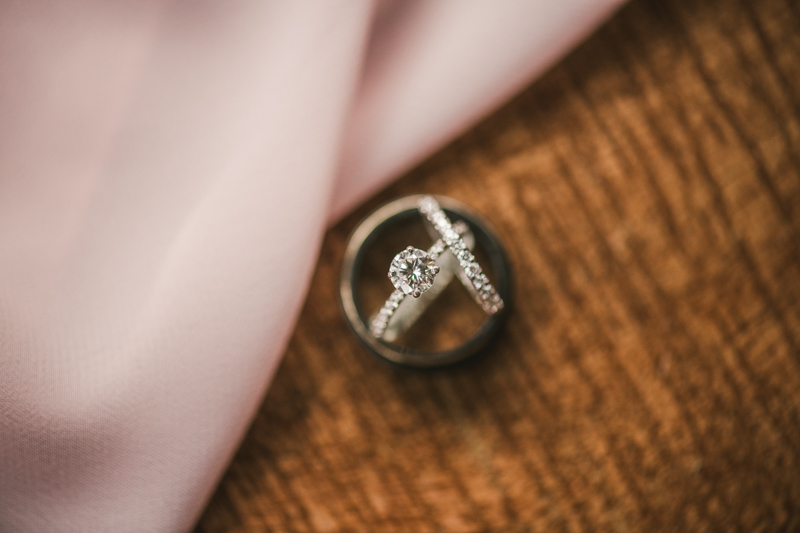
[197,0,800,530]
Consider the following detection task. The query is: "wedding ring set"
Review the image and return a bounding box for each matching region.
[339,195,512,368]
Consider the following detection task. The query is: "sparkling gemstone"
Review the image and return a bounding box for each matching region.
[389,247,439,296]
[465,263,480,277]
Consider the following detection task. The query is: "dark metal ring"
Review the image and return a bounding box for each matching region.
[339,194,513,368]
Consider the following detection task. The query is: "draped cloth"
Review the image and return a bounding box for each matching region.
[0,1,623,531]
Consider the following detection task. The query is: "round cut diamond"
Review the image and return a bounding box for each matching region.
[388,247,439,297]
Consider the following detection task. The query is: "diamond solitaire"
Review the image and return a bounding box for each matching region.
[388,246,440,298]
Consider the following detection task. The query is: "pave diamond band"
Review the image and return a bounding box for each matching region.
[419,196,505,315]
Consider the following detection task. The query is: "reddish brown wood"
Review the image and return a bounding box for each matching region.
[197,0,800,530]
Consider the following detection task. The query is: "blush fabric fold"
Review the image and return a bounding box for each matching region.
[0,1,623,531]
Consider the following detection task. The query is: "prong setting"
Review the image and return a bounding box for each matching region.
[388,247,438,297]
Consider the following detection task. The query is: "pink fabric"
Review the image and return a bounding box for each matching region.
[0,1,623,531]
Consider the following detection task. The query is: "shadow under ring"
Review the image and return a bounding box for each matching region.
[339,194,513,368]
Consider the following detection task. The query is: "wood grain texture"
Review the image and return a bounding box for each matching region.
[196,0,800,530]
